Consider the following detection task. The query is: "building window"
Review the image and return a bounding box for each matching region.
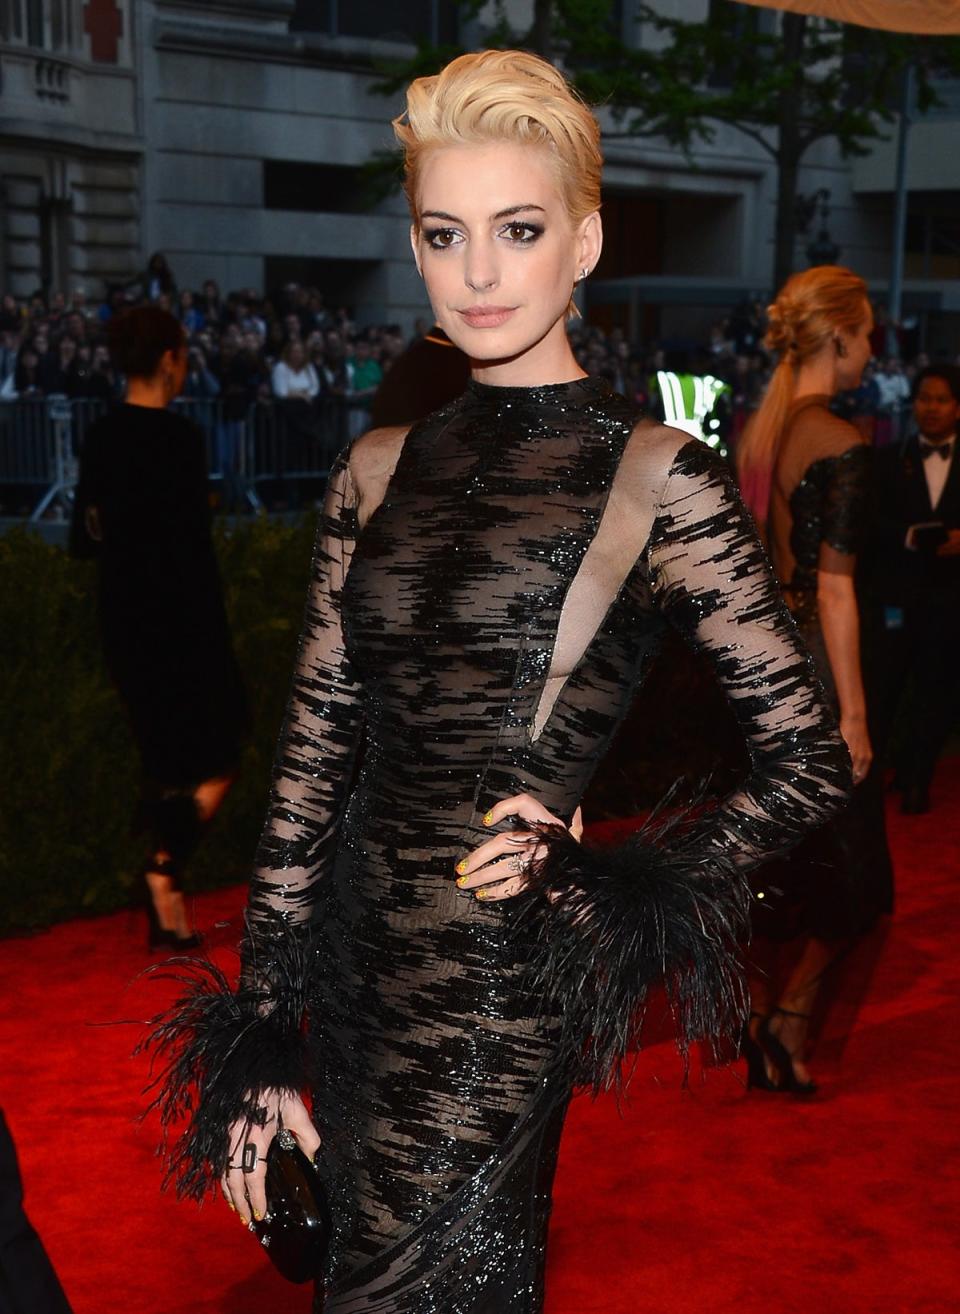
[291,0,458,44]
[25,0,46,46]
[264,160,373,214]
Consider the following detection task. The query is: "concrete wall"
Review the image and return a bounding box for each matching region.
[0,0,141,295]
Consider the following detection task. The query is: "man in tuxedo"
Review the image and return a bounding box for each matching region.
[860,365,960,813]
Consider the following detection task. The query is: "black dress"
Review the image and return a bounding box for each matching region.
[73,404,247,787]
[761,395,892,939]
[240,378,849,1312]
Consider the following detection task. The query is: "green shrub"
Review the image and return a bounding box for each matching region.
[0,517,316,935]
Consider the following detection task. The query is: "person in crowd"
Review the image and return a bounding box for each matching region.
[860,365,960,816]
[0,326,19,389]
[835,358,881,443]
[146,50,849,1313]
[271,339,321,494]
[178,289,206,335]
[199,278,224,328]
[37,334,81,395]
[70,305,248,949]
[97,286,129,325]
[737,265,892,1095]
[214,332,266,509]
[873,356,912,446]
[344,336,382,438]
[271,338,320,403]
[0,292,23,332]
[143,251,176,303]
[182,345,221,400]
[69,287,97,323]
[72,341,118,403]
[4,342,43,399]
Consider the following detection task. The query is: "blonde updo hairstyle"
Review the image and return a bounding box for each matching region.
[393,50,603,314]
[738,265,870,522]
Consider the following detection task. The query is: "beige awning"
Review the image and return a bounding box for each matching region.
[732,1,960,34]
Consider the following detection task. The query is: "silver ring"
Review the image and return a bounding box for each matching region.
[510,853,528,875]
[239,1143,258,1173]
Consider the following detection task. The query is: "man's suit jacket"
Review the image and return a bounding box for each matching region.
[860,434,960,613]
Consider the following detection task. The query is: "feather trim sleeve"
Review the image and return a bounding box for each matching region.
[520,443,850,1092]
[519,802,750,1093]
[136,916,320,1200]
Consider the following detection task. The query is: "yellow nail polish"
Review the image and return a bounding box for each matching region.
[482,812,494,826]
[456,875,468,888]
[227,1201,236,1213]
[455,859,467,875]
[476,888,488,900]
[253,1210,263,1221]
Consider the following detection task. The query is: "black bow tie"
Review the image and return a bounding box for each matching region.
[920,440,951,461]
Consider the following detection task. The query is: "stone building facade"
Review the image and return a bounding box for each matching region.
[2,0,959,349]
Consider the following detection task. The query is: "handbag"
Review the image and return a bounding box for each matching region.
[253,1121,332,1284]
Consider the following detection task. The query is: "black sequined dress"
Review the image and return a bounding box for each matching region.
[761,394,892,939]
[247,377,849,1311]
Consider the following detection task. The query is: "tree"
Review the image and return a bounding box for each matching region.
[374,0,960,289]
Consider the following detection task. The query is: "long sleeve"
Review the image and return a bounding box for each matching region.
[647,442,851,868]
[248,448,364,926]
[523,441,851,1089]
[140,449,364,1199]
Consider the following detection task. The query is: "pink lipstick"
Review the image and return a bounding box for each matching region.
[457,305,517,329]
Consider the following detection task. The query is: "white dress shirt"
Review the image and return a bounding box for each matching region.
[919,432,955,511]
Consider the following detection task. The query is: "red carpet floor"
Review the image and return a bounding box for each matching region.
[2,765,959,1314]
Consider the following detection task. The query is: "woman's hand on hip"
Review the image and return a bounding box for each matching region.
[221,1090,321,1225]
[454,794,583,902]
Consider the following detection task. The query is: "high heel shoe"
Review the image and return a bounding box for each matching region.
[741,1013,781,1092]
[759,1008,818,1096]
[143,861,202,952]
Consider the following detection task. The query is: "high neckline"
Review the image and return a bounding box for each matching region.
[465,375,612,409]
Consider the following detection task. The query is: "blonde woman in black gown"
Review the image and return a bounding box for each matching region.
[738,266,892,1093]
[150,52,850,1312]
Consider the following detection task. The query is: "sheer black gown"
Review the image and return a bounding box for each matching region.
[230,377,851,1312]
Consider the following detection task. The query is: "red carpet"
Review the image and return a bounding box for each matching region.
[2,766,958,1313]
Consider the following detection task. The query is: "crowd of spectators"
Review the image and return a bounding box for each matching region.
[1,254,956,465]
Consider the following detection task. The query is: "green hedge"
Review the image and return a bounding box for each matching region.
[0,517,316,935]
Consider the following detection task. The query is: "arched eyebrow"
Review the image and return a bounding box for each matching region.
[420,204,547,224]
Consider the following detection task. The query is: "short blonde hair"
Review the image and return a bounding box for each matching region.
[393,49,602,228]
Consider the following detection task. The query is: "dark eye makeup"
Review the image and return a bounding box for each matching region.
[422,220,546,250]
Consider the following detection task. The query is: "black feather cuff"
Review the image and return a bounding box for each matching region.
[517,809,751,1093]
[136,917,320,1201]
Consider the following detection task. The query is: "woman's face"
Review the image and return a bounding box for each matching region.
[413,142,600,377]
[836,301,874,390]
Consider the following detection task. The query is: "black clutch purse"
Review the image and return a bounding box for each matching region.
[253,1125,331,1284]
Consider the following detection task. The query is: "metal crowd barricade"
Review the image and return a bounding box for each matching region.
[0,395,349,520]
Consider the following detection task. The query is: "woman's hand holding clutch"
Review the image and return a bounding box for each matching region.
[222,1091,321,1225]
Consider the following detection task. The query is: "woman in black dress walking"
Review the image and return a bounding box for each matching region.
[73,307,248,947]
[738,266,893,1093]
[150,52,850,1311]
